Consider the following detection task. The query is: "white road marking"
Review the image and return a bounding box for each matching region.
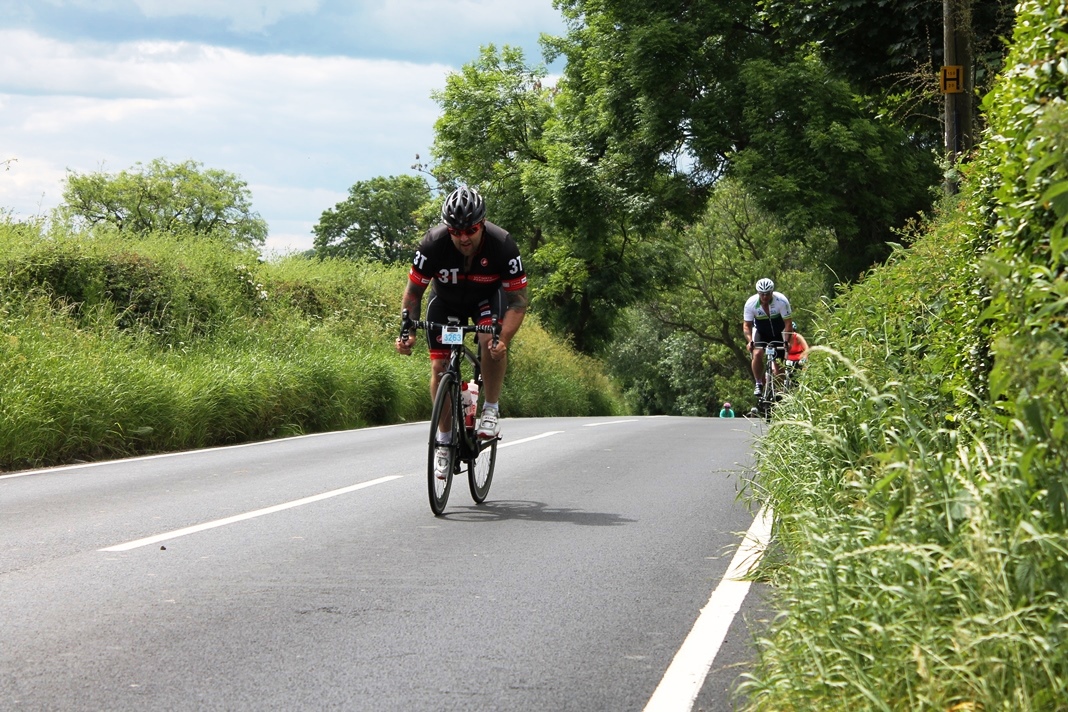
[643,505,774,712]
[99,475,403,552]
[97,431,562,552]
[582,420,639,427]
[498,431,563,448]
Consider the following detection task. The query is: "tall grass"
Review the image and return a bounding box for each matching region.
[0,220,624,470]
[744,347,1068,709]
[741,2,1068,706]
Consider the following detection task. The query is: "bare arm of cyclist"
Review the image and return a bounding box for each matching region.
[397,281,427,355]
[488,286,528,361]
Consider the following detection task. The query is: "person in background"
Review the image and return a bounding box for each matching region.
[719,401,735,418]
[785,330,809,368]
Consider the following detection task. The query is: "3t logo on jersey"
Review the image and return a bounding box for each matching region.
[437,268,460,284]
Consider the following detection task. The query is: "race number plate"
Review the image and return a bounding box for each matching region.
[441,325,463,345]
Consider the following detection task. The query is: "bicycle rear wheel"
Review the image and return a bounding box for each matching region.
[467,436,497,503]
[428,372,459,515]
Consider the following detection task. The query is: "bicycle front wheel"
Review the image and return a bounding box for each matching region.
[761,378,775,423]
[468,437,497,503]
[428,372,459,516]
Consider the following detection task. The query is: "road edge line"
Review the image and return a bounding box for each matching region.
[643,504,774,712]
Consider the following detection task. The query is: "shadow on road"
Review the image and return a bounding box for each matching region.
[441,500,636,526]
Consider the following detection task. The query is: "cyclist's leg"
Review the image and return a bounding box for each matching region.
[475,291,506,439]
[476,290,507,404]
[752,324,771,394]
[750,342,764,383]
[426,294,460,438]
[782,361,793,390]
[752,323,773,376]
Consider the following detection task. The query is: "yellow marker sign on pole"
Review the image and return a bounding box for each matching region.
[941,65,964,94]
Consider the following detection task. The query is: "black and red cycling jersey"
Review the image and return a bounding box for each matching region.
[408,221,527,308]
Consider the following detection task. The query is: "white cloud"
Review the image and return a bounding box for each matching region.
[1,29,447,252]
[39,0,321,33]
[373,0,564,49]
[376,0,561,29]
[253,183,346,255]
[135,0,320,32]
[0,156,68,221]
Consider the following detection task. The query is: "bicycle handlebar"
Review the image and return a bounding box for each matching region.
[400,309,500,347]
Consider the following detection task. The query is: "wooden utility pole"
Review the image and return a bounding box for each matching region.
[943,0,974,194]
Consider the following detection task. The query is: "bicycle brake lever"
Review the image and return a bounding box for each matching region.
[491,316,500,348]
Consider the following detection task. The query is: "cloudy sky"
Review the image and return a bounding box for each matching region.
[0,0,566,253]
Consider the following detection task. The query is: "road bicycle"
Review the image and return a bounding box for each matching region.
[755,339,789,423]
[400,309,501,516]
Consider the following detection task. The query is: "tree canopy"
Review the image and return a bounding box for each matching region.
[59,158,267,249]
[550,0,945,279]
[761,0,1016,144]
[312,175,430,263]
[331,0,1013,352]
[429,44,685,352]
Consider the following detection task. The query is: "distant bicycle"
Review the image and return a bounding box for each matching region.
[754,339,789,422]
[400,310,500,515]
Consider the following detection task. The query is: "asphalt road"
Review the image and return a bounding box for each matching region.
[1,415,769,711]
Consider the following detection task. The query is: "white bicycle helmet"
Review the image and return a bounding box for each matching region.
[755,278,775,294]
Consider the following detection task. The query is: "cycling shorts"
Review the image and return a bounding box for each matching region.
[424,288,505,360]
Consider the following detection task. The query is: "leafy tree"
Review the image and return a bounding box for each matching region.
[550,0,941,280]
[59,158,267,248]
[520,126,682,351]
[312,175,430,263]
[622,180,833,413]
[429,44,684,352]
[430,45,553,253]
[729,56,941,276]
[607,307,730,416]
[653,180,833,346]
[760,0,1017,144]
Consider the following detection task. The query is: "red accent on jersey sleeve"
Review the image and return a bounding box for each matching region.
[408,267,431,287]
[502,275,528,291]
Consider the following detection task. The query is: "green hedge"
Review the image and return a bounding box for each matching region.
[0,222,623,470]
[742,2,1068,709]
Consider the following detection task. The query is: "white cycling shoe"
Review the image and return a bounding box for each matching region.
[433,445,451,480]
[476,408,500,439]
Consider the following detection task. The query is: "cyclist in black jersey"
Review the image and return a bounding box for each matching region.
[395,187,529,478]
